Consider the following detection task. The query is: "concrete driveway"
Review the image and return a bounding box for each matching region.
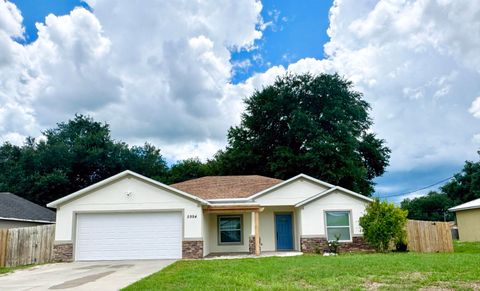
[0,260,175,291]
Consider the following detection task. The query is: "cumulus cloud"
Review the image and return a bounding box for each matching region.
[1,0,480,175]
[469,97,480,118]
[231,0,480,173]
[0,0,263,160]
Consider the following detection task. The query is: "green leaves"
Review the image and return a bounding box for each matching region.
[401,192,454,221]
[441,160,480,205]
[215,73,390,196]
[0,114,168,206]
[359,199,408,252]
[163,158,212,184]
[400,155,480,221]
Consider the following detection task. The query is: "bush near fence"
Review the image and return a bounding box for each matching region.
[406,219,453,253]
[0,224,55,267]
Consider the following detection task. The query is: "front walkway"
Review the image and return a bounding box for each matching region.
[204,251,303,260]
[0,260,175,291]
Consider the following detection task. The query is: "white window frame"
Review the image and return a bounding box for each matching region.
[217,215,243,245]
[324,210,353,242]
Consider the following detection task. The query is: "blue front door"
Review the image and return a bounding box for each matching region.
[275,213,293,250]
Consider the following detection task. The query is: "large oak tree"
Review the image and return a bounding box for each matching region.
[213,73,390,196]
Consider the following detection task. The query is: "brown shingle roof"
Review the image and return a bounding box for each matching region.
[170,176,283,200]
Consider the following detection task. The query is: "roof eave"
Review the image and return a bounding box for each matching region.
[0,216,55,224]
[47,170,210,208]
[449,205,480,212]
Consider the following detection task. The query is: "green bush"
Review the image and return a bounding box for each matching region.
[359,199,408,252]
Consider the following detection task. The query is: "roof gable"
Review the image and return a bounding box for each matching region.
[170,175,282,200]
[295,186,373,207]
[0,192,55,223]
[251,176,331,206]
[47,170,210,208]
[248,174,336,200]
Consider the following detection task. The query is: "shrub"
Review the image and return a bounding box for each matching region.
[359,199,408,252]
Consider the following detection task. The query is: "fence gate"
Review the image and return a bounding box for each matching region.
[406,220,453,252]
[0,224,55,267]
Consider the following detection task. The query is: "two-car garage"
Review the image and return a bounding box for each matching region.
[75,212,183,261]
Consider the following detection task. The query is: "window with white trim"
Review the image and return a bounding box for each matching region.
[325,211,351,241]
[218,215,242,244]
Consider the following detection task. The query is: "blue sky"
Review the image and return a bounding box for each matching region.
[3,0,479,203]
[10,0,89,44]
[13,0,332,83]
[231,0,332,83]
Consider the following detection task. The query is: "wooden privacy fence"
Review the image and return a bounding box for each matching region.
[0,224,55,267]
[406,220,453,253]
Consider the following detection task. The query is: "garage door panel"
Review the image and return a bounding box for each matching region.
[75,212,182,261]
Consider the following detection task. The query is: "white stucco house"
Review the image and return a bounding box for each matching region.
[47,170,373,261]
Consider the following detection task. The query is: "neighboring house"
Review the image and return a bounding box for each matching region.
[47,170,372,261]
[0,192,56,229]
[449,198,480,241]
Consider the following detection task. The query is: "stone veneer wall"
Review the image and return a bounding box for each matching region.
[53,241,204,261]
[301,236,373,253]
[53,243,73,262]
[248,235,261,254]
[182,240,203,259]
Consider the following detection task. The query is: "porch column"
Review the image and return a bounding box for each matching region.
[254,210,260,256]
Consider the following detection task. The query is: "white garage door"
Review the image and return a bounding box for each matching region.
[75,212,182,261]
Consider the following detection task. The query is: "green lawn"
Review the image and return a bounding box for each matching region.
[453,240,480,253]
[122,242,480,290]
[0,264,34,275]
[0,267,14,275]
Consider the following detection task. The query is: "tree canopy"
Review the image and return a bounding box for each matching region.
[400,155,480,221]
[0,73,393,206]
[401,192,454,221]
[213,73,390,196]
[0,115,168,206]
[441,160,480,205]
[163,158,213,184]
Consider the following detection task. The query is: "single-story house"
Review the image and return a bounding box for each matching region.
[47,170,373,261]
[0,192,56,229]
[449,198,480,241]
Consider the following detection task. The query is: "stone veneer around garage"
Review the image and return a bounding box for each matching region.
[300,236,373,253]
[182,240,204,259]
[53,243,73,262]
[53,241,204,261]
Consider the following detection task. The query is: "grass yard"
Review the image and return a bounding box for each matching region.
[124,242,480,290]
[0,264,34,275]
[453,241,480,253]
[0,267,14,275]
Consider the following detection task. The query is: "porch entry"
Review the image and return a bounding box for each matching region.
[275,213,293,250]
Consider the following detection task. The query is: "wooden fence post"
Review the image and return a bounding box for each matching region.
[0,229,8,267]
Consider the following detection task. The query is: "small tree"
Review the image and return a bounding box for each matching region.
[359,199,408,252]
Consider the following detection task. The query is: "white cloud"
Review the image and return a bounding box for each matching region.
[1,0,480,174]
[469,97,480,118]
[0,0,23,38]
[230,0,480,172]
[0,0,263,161]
